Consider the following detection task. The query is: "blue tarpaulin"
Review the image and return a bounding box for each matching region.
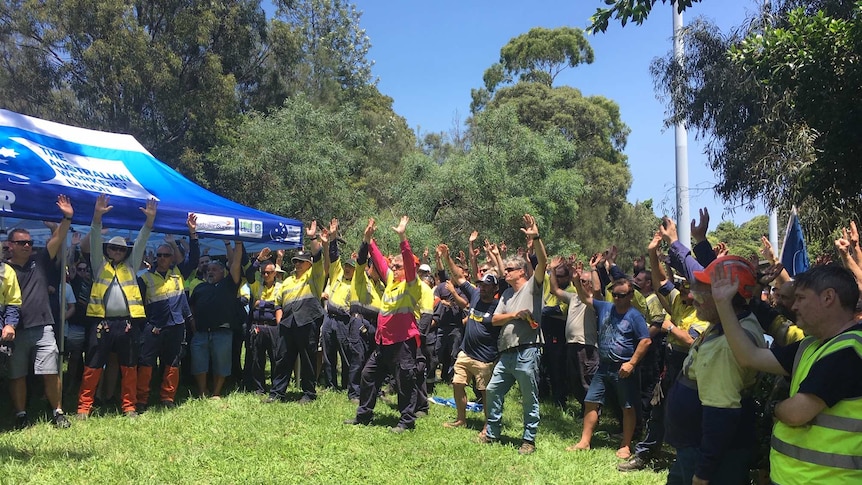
[0,109,302,247]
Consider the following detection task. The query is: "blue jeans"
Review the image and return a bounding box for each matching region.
[485,345,540,443]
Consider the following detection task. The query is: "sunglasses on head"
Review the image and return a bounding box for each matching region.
[11,240,33,247]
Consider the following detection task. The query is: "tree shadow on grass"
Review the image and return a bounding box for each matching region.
[0,445,92,462]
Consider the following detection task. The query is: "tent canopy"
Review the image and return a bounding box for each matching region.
[0,109,303,249]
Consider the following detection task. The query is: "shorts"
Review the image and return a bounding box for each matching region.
[190,329,232,377]
[584,360,640,409]
[8,325,60,379]
[452,350,495,390]
[64,323,87,355]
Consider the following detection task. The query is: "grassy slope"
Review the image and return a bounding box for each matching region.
[0,384,667,485]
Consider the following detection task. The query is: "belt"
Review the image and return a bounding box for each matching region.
[253,319,277,326]
[502,343,541,354]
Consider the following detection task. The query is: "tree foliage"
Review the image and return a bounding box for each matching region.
[651,0,862,246]
[589,0,700,33]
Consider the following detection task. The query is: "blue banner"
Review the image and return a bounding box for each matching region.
[0,109,302,247]
[780,208,810,277]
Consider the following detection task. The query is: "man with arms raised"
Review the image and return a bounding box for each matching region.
[480,214,546,455]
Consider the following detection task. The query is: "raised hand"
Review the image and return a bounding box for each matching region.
[329,218,339,238]
[141,198,158,225]
[306,220,318,239]
[320,228,330,244]
[187,213,197,234]
[363,218,376,242]
[760,236,777,263]
[589,252,602,270]
[436,243,449,258]
[257,247,272,262]
[521,214,539,240]
[94,194,113,216]
[648,231,662,252]
[660,216,679,244]
[56,194,73,219]
[469,230,479,243]
[691,207,710,243]
[835,236,851,257]
[548,256,564,270]
[713,242,729,258]
[710,262,740,303]
[759,262,785,285]
[71,231,83,246]
[392,216,409,237]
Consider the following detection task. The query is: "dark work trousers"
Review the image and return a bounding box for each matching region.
[321,314,350,389]
[355,337,418,429]
[137,323,185,403]
[566,342,599,415]
[269,319,320,401]
[635,333,665,438]
[231,324,244,384]
[85,318,141,368]
[634,347,685,458]
[436,325,462,383]
[413,313,433,412]
[540,317,568,405]
[345,314,376,400]
[245,322,278,394]
[424,322,438,386]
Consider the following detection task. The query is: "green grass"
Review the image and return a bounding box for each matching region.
[0,384,668,484]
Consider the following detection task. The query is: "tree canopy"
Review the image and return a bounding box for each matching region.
[589,0,700,33]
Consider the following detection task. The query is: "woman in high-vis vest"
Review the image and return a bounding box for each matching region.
[711,263,862,485]
[77,194,157,419]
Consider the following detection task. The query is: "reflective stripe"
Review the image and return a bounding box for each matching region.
[772,435,862,470]
[812,413,862,433]
[380,307,415,316]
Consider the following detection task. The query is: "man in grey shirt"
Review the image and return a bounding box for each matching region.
[479,214,547,455]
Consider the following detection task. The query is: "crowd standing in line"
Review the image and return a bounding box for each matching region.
[1,194,860,484]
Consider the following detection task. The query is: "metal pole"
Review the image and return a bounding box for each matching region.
[769,208,779,258]
[673,5,691,247]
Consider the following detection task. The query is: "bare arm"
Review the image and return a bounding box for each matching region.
[438,244,467,286]
[229,241,243,285]
[548,257,572,303]
[711,265,788,376]
[522,214,546,284]
[468,231,480,282]
[774,392,827,427]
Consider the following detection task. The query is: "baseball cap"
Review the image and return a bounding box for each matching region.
[693,255,757,300]
[418,264,431,273]
[291,251,312,263]
[478,273,498,286]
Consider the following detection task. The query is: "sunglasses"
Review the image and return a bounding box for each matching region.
[11,240,33,247]
[611,291,632,299]
[76,267,88,272]
[503,267,521,273]
[156,253,173,258]
[391,264,403,270]
[107,245,128,251]
[579,279,592,284]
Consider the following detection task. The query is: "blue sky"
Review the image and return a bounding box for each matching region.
[262,1,765,225]
[349,0,764,226]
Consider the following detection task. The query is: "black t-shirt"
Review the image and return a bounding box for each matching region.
[771,323,862,407]
[190,277,239,331]
[458,281,501,363]
[10,249,58,329]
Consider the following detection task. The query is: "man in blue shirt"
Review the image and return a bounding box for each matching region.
[568,274,651,459]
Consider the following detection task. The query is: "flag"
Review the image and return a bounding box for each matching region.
[780,207,810,277]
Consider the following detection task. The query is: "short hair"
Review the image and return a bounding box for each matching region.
[208,260,226,270]
[7,228,30,241]
[503,256,527,272]
[611,278,631,293]
[795,265,860,311]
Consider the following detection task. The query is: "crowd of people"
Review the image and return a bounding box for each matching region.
[1,194,860,484]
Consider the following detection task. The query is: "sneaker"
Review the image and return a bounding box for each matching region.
[343,417,370,426]
[124,410,139,419]
[349,398,360,405]
[298,396,314,405]
[389,425,412,434]
[75,413,89,421]
[135,403,148,414]
[518,441,536,455]
[52,412,71,429]
[617,455,647,472]
[415,410,428,418]
[263,396,281,404]
[15,414,30,430]
[160,400,176,409]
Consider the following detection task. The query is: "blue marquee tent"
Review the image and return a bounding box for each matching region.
[0,109,302,249]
